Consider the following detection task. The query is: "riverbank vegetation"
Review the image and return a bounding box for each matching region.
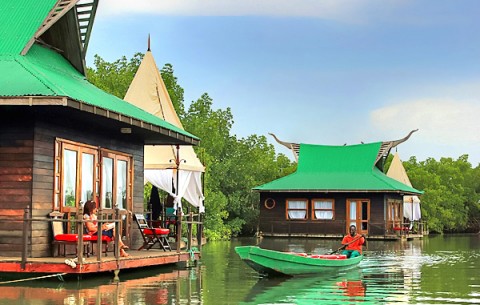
[87,53,480,239]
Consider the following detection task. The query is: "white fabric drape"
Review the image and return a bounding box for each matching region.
[182,171,205,213]
[315,211,333,219]
[145,169,175,197]
[288,200,307,219]
[145,169,205,213]
[313,200,333,219]
[403,196,421,220]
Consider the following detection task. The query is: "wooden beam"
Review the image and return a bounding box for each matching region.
[0,97,199,145]
[21,0,79,55]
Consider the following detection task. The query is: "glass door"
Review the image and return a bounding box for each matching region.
[346,199,370,234]
[387,199,403,233]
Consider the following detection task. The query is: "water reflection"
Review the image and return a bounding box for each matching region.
[0,235,478,304]
[0,265,198,305]
[241,269,368,304]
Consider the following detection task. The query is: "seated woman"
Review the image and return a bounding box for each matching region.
[83,200,129,257]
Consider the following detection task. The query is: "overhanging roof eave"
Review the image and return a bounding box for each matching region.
[0,96,199,145]
[254,188,422,195]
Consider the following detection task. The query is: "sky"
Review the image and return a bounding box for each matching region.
[86,0,480,166]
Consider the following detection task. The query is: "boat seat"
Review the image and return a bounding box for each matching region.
[288,252,308,257]
[310,254,347,260]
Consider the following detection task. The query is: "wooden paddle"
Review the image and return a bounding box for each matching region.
[329,235,365,255]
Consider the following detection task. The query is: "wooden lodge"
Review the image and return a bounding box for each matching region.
[254,132,425,240]
[0,0,201,275]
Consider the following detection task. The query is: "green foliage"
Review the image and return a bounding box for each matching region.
[87,53,480,239]
[181,94,296,238]
[404,155,480,233]
[88,54,296,240]
[86,53,143,98]
[144,182,152,210]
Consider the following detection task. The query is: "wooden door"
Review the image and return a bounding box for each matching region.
[387,199,403,233]
[346,199,370,234]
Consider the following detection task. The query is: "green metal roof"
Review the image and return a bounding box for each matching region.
[0,0,57,55]
[254,142,422,194]
[0,44,198,140]
[0,0,198,142]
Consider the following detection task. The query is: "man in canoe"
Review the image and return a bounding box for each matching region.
[341,225,366,258]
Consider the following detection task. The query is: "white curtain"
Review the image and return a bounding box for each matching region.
[403,196,421,220]
[145,169,205,213]
[102,157,113,209]
[315,211,333,219]
[314,200,333,219]
[288,200,307,219]
[182,171,205,213]
[145,169,174,195]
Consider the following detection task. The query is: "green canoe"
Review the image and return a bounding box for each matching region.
[235,246,362,276]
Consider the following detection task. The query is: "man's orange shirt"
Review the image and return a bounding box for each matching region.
[341,234,365,253]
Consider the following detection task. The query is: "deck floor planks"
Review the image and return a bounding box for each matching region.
[0,249,198,275]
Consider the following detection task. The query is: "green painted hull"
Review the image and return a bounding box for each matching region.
[235,246,362,276]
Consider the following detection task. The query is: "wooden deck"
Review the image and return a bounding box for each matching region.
[0,249,200,275]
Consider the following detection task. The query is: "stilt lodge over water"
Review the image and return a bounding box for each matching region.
[254,132,425,240]
[0,0,201,275]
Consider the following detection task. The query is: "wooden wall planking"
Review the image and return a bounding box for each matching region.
[259,192,397,237]
[0,107,155,257]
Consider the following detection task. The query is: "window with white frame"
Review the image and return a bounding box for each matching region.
[286,199,308,220]
[312,199,334,220]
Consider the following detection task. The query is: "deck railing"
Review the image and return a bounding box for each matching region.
[14,206,122,270]
[0,206,204,270]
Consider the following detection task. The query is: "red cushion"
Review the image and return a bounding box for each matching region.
[89,235,113,242]
[144,228,170,235]
[54,234,92,242]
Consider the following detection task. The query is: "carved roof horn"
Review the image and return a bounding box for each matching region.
[269,133,299,162]
[270,129,418,165]
[374,129,419,165]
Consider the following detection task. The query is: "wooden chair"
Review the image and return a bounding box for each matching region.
[50,211,92,257]
[134,213,171,251]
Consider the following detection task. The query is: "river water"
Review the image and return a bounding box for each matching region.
[0,234,478,304]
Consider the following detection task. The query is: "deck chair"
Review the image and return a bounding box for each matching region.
[50,211,92,257]
[134,214,171,251]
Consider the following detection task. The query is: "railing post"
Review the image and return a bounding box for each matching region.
[21,206,30,270]
[114,206,120,260]
[176,207,182,253]
[96,207,103,261]
[196,212,203,252]
[187,210,193,251]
